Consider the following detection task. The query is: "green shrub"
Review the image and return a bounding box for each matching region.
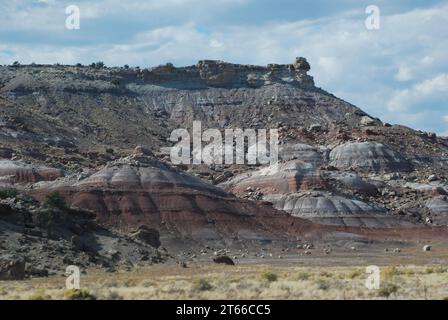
[425,268,434,274]
[261,271,278,282]
[64,289,96,300]
[28,289,51,300]
[316,280,330,290]
[35,208,57,229]
[0,188,18,199]
[192,279,213,291]
[348,269,362,279]
[382,266,400,279]
[90,61,105,69]
[44,192,67,209]
[378,283,398,298]
[296,272,310,281]
[319,271,332,278]
[106,291,123,300]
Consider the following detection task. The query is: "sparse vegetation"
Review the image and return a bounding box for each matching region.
[382,266,400,279]
[348,269,362,279]
[316,280,330,290]
[90,61,105,69]
[106,291,123,300]
[44,191,67,209]
[378,283,399,298]
[35,208,57,230]
[63,289,97,300]
[0,188,18,199]
[28,289,51,300]
[261,271,278,282]
[319,271,332,278]
[193,279,213,291]
[296,272,310,281]
[0,264,447,300]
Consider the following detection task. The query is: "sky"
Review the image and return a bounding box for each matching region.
[0,0,447,136]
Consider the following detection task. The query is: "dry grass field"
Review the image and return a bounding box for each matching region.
[1,263,448,300]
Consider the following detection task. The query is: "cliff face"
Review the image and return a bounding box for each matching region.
[141,57,314,89]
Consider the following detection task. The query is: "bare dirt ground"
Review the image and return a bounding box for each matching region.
[1,242,448,300]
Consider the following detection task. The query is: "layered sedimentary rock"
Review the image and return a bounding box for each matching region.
[271,191,413,228]
[0,160,63,184]
[33,151,317,243]
[329,142,412,173]
[329,172,378,196]
[1,58,448,242]
[142,57,314,89]
[278,143,323,165]
[220,158,410,227]
[221,159,326,195]
[426,196,448,225]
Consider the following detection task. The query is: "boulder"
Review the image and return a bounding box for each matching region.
[213,255,235,266]
[360,116,376,126]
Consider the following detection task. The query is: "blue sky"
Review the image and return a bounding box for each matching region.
[0,0,447,135]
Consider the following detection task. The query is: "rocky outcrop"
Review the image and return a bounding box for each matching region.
[142,57,315,89]
[0,160,63,185]
[278,143,323,165]
[220,160,326,195]
[426,196,448,225]
[272,191,414,228]
[0,255,26,281]
[330,172,378,196]
[329,142,412,173]
[219,157,413,227]
[130,225,161,248]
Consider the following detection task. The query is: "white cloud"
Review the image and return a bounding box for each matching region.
[388,74,448,112]
[394,64,413,81]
